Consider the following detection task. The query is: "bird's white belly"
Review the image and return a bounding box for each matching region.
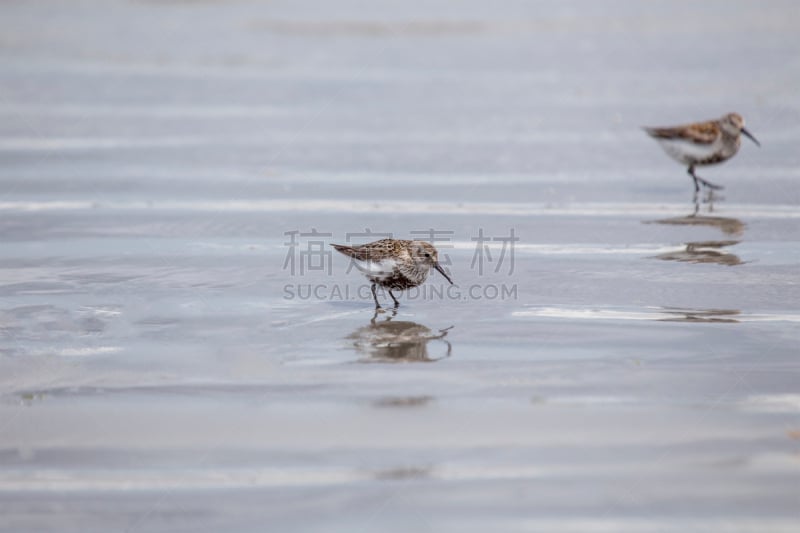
[353,259,397,280]
[657,138,720,165]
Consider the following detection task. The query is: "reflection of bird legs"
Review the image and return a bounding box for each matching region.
[370,307,398,324]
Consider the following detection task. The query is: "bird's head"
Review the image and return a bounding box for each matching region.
[410,241,453,284]
[722,112,760,146]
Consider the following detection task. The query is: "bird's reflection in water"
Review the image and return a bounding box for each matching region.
[647,196,745,265]
[653,240,743,266]
[649,195,744,236]
[657,307,740,323]
[372,465,433,480]
[347,310,453,363]
[373,395,434,408]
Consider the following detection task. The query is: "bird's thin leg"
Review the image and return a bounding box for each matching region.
[691,197,700,217]
[371,283,381,309]
[388,290,400,308]
[697,176,724,191]
[687,165,701,194]
[689,166,724,191]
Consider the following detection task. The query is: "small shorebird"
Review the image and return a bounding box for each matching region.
[331,239,453,309]
[644,112,760,194]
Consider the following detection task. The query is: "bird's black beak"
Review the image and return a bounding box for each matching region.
[433,262,453,285]
[741,127,760,147]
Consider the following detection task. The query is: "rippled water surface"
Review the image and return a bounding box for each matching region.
[1,1,800,532]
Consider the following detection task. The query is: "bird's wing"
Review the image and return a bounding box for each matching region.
[331,239,401,261]
[331,241,400,280]
[644,121,719,145]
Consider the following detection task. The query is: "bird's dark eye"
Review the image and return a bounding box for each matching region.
[424,253,431,258]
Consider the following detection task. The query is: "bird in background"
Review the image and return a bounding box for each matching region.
[331,239,453,309]
[644,112,760,195]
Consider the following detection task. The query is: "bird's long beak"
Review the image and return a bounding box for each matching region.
[741,127,760,147]
[433,262,453,285]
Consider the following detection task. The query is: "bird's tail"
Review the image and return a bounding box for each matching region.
[642,126,679,140]
[642,126,659,138]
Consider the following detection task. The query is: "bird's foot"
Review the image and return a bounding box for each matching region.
[371,308,397,323]
[698,178,724,191]
[701,189,724,209]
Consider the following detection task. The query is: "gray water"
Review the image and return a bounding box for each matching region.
[1,1,800,532]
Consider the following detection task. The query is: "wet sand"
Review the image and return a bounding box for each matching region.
[1,1,800,532]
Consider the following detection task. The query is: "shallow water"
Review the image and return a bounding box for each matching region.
[1,1,800,532]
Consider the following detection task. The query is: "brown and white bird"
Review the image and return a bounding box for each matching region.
[644,112,760,193]
[331,239,453,309]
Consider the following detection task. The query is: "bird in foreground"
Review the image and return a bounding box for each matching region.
[644,112,760,194]
[331,239,453,309]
